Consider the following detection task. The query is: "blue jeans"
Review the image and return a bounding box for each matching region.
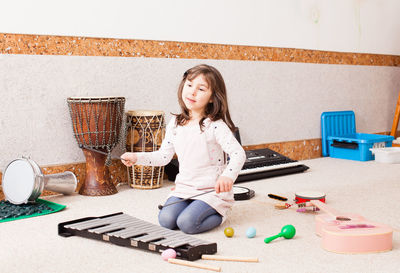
[158,196,222,234]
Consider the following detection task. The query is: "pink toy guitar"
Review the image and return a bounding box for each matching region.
[309,200,393,254]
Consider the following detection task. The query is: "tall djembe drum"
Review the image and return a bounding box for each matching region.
[67,97,125,196]
[126,110,165,189]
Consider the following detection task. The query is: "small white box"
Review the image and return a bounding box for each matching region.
[369,147,400,164]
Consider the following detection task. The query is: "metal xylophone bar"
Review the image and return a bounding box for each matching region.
[58,212,217,261]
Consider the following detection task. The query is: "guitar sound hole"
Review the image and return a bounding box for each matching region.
[336,216,351,221]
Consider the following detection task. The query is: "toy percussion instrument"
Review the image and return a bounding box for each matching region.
[295,191,326,203]
[67,97,125,196]
[158,186,254,209]
[310,200,393,254]
[264,224,296,244]
[233,186,255,200]
[126,110,165,189]
[269,192,321,210]
[58,212,217,261]
[2,157,77,204]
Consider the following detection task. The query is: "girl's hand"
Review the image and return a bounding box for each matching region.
[215,176,234,193]
[120,152,137,167]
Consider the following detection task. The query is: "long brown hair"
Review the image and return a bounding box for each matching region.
[173,64,235,132]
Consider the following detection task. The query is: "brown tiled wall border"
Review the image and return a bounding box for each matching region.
[1,33,400,66]
[2,131,395,200]
[1,32,399,199]
[1,132,394,200]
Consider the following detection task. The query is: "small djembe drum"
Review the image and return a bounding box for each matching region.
[126,110,165,189]
[67,97,125,196]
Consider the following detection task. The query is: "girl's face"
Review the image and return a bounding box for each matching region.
[181,74,212,117]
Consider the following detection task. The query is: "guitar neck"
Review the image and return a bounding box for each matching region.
[310,200,341,218]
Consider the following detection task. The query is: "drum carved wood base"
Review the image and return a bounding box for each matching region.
[80,149,118,196]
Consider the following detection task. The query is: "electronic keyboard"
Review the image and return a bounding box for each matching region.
[236,148,309,183]
[165,148,309,183]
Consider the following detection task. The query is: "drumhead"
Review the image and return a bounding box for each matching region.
[67,97,125,102]
[295,191,326,200]
[3,159,37,204]
[233,186,255,201]
[127,110,165,116]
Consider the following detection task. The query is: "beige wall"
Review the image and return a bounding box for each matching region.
[0,54,398,169]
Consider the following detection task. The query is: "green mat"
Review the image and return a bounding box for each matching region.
[0,198,66,223]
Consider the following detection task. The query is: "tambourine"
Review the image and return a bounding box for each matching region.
[295,191,326,204]
[233,186,255,201]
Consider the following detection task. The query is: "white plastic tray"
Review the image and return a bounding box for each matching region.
[370,147,400,164]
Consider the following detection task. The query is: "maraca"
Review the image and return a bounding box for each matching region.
[264,225,296,244]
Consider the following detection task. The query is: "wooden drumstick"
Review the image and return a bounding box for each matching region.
[168,258,221,272]
[158,190,215,210]
[202,255,259,262]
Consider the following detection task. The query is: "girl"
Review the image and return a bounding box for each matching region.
[121,64,246,234]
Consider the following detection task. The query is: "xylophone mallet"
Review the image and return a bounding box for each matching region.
[168,258,221,272]
[202,255,259,262]
[158,190,215,210]
[78,145,128,162]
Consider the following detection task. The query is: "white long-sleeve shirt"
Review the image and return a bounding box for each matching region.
[136,117,246,220]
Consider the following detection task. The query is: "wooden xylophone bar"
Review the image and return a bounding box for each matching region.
[58,212,217,261]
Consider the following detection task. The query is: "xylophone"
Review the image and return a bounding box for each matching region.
[58,212,217,261]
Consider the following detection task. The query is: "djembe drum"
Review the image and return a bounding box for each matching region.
[126,110,165,189]
[67,97,125,196]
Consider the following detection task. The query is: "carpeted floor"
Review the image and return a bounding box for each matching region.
[1,157,399,273]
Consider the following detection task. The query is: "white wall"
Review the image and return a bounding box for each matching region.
[1,0,400,55]
[0,54,399,169]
